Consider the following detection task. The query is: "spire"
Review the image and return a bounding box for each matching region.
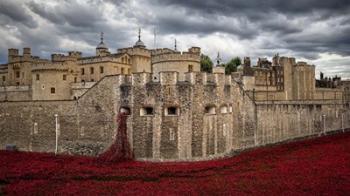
[96,32,107,49]
[100,32,104,43]
[138,28,141,41]
[216,52,221,67]
[134,27,146,48]
[174,39,177,51]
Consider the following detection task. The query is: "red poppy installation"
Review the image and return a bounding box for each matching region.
[97,112,133,162]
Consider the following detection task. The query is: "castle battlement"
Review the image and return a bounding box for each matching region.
[31,62,69,72]
[78,56,118,64]
[51,51,81,62]
[117,47,151,57]
[152,53,200,64]
[151,48,176,55]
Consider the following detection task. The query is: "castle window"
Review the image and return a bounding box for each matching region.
[120,106,131,115]
[229,105,233,113]
[16,71,20,78]
[205,106,216,115]
[33,122,38,135]
[50,87,55,94]
[74,77,77,83]
[2,76,5,82]
[165,107,179,116]
[188,64,193,72]
[316,105,322,111]
[100,66,104,74]
[36,74,40,81]
[81,68,85,75]
[128,68,131,75]
[91,79,94,82]
[169,128,175,141]
[90,67,94,74]
[140,107,154,116]
[121,68,125,74]
[220,105,228,114]
[63,75,67,81]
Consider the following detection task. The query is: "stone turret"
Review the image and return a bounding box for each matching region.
[8,48,19,63]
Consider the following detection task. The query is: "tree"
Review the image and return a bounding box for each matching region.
[225,57,241,75]
[200,54,213,73]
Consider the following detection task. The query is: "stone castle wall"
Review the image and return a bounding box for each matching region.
[0,73,349,161]
[0,75,120,156]
[255,100,350,146]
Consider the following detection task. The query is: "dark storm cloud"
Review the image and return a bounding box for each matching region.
[156,0,350,16]
[152,14,256,39]
[0,0,349,78]
[0,0,37,28]
[28,1,103,28]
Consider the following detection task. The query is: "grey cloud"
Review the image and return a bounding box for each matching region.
[156,0,350,16]
[0,0,37,28]
[28,0,103,28]
[0,0,349,78]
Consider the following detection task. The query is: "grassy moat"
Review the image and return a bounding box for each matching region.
[1,132,349,195]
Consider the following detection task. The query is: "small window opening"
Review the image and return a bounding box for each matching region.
[188,64,193,72]
[140,107,154,116]
[205,106,216,114]
[50,87,55,94]
[220,106,228,114]
[100,66,104,74]
[169,128,175,141]
[166,107,178,116]
[63,74,67,81]
[81,68,85,75]
[36,74,40,81]
[120,107,131,115]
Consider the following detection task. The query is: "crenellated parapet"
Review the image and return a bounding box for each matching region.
[117,47,151,57]
[31,62,70,72]
[151,52,200,64]
[51,51,81,62]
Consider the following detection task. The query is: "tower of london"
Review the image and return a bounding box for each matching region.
[0,31,349,161]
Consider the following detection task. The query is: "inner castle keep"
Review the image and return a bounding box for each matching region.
[0,32,349,161]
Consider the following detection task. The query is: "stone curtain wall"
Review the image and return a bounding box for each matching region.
[0,101,77,153]
[0,73,349,161]
[0,75,120,156]
[254,101,350,146]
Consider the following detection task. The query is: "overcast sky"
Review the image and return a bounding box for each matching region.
[0,0,349,78]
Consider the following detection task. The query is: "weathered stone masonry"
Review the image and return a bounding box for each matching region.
[0,73,349,161]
